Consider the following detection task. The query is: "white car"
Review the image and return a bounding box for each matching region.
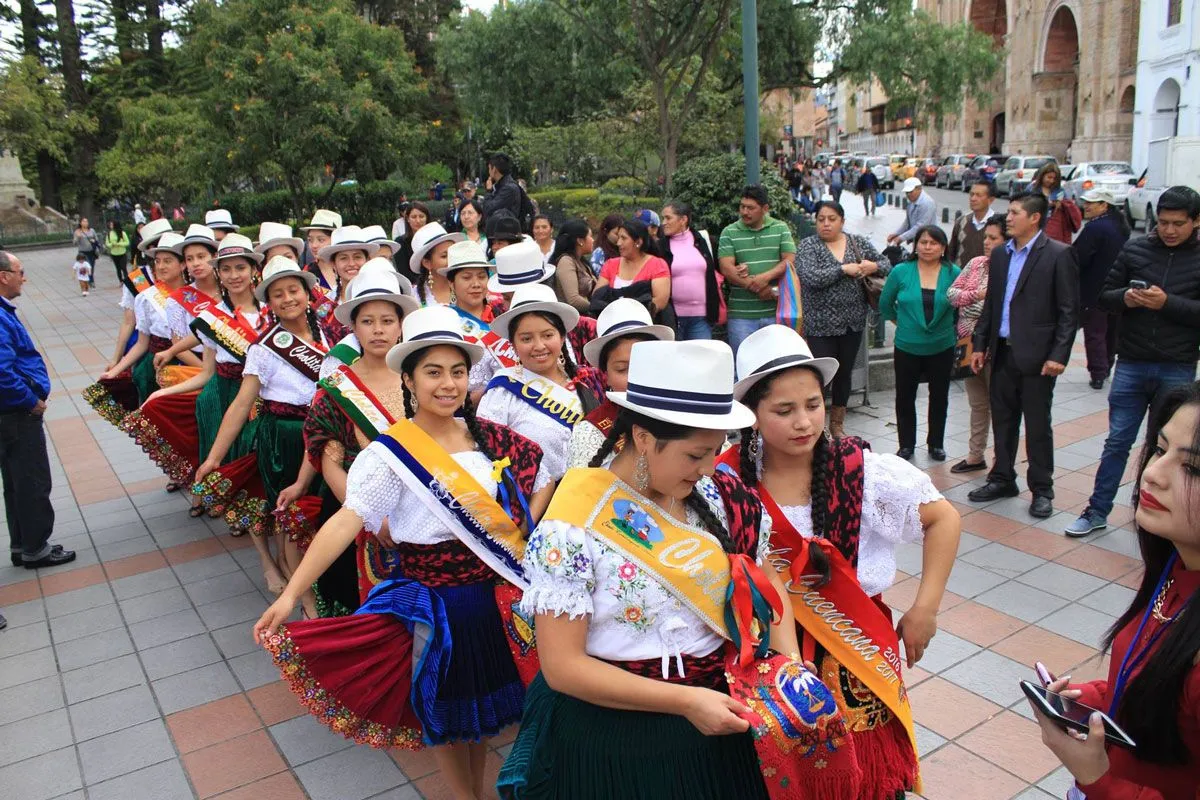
[865,157,893,188]
[1125,185,1165,231]
[1063,161,1136,204]
[994,155,1057,198]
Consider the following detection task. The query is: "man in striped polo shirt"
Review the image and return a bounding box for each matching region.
[718,185,797,353]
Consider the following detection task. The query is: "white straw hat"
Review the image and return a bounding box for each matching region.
[147,231,186,258]
[137,218,174,252]
[204,209,237,232]
[439,239,492,277]
[335,261,419,325]
[490,283,579,342]
[300,209,342,232]
[733,325,840,400]
[608,340,755,430]
[408,222,465,273]
[385,306,485,373]
[255,222,304,257]
[361,225,392,246]
[214,233,265,265]
[582,298,675,368]
[181,224,219,252]
[255,255,318,302]
[487,238,554,293]
[317,225,380,262]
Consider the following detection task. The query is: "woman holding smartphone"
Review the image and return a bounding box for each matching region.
[1030,382,1200,798]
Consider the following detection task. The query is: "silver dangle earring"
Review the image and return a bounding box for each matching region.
[748,430,761,460]
[633,452,650,491]
[557,353,566,370]
[408,394,418,415]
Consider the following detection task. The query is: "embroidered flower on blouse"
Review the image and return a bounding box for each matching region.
[544,547,563,567]
[617,561,637,581]
[572,552,590,573]
[623,606,643,623]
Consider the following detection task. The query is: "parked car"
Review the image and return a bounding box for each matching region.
[1062,161,1136,204]
[889,154,909,181]
[916,158,940,184]
[960,154,1009,190]
[865,156,893,188]
[934,154,978,189]
[994,155,1057,198]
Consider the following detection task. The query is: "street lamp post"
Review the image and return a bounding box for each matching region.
[742,0,760,185]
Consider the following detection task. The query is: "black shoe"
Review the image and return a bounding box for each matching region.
[929,447,947,461]
[951,459,988,474]
[968,481,1020,502]
[896,447,914,460]
[1030,495,1054,519]
[11,545,64,567]
[1089,378,1105,390]
[23,548,76,570]
[0,611,6,630]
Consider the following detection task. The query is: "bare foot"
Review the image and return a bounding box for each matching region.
[264,569,287,597]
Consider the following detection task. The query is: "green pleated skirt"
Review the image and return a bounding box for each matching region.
[254,412,311,509]
[130,352,157,405]
[496,674,769,800]
[195,373,258,464]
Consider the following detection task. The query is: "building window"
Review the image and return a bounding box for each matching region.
[1167,0,1182,26]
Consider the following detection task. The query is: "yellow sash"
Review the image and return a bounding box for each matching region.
[375,419,529,587]
[544,468,731,635]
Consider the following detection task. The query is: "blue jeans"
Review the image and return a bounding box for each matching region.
[725,316,776,355]
[677,316,713,341]
[1088,359,1197,516]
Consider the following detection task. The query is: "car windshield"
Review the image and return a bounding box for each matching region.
[1088,162,1133,175]
[866,158,886,167]
[1025,158,1053,170]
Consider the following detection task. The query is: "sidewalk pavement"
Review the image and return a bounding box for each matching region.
[0,243,1141,799]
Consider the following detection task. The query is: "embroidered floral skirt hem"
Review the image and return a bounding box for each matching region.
[82,352,151,428]
[497,673,769,800]
[262,578,524,749]
[119,391,201,486]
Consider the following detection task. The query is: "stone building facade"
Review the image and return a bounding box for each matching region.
[919,0,1139,162]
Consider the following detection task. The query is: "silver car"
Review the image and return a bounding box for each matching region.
[1062,161,1136,204]
[865,156,893,188]
[933,154,977,189]
[994,155,1057,198]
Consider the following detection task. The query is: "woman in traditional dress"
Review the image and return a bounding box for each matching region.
[256,222,305,263]
[300,209,342,296]
[254,306,554,799]
[317,225,378,306]
[438,240,510,398]
[567,298,674,468]
[362,225,397,260]
[83,218,173,425]
[194,257,330,607]
[719,324,961,798]
[478,283,604,483]
[410,222,465,307]
[153,224,220,371]
[498,340,855,800]
[303,267,418,615]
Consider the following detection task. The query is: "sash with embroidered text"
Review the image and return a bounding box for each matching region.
[259,324,327,382]
[485,368,583,430]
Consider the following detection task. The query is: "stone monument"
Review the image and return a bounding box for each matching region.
[0,149,34,208]
[0,149,70,237]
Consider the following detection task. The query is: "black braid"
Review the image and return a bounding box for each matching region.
[738,426,758,487]
[460,393,498,463]
[416,268,428,304]
[401,383,415,418]
[683,488,737,555]
[588,414,632,468]
[335,272,343,302]
[304,307,322,342]
[806,433,833,587]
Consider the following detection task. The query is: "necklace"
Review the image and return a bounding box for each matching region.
[1152,576,1176,623]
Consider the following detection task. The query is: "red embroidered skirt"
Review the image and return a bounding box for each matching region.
[119,390,201,486]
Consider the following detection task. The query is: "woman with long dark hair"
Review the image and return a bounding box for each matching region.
[595,219,670,315]
[1030,382,1200,797]
[658,200,722,341]
[590,213,623,276]
[549,219,596,313]
[394,201,431,284]
[106,220,131,283]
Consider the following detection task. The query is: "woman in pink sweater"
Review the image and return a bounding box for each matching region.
[657,201,723,340]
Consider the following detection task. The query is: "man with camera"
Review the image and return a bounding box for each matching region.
[1065,186,1200,537]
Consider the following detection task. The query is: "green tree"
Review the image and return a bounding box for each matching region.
[669,153,792,235]
[180,0,428,218]
[95,94,215,203]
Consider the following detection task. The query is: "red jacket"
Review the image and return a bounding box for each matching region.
[1044,199,1082,244]
[1071,561,1200,799]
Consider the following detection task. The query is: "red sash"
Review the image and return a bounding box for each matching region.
[585,399,619,438]
[171,288,261,362]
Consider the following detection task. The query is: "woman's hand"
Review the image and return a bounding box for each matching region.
[681,687,752,736]
[152,351,171,370]
[896,602,937,667]
[99,368,120,381]
[275,481,305,513]
[841,262,862,277]
[194,458,219,485]
[253,593,298,645]
[858,260,879,277]
[145,389,166,404]
[374,520,397,549]
[1029,678,1108,786]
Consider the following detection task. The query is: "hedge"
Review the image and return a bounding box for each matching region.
[529,188,659,227]
[213,181,451,228]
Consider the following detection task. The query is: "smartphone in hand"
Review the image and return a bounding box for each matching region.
[1129,279,1149,291]
[1020,681,1137,749]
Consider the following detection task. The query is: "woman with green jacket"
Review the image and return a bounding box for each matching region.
[880,225,960,462]
[106,221,131,283]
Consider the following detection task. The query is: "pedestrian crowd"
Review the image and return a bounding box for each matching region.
[0,150,1198,799]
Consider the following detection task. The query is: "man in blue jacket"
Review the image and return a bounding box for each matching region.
[0,252,73,569]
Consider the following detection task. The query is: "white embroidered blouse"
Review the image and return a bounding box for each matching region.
[567,419,607,469]
[133,288,173,339]
[477,371,584,482]
[343,445,552,545]
[243,335,326,405]
[196,302,262,365]
[521,474,771,676]
[776,450,942,597]
[164,296,206,354]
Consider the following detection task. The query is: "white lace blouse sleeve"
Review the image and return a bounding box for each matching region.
[567,421,605,469]
[119,286,135,311]
[165,299,188,340]
[861,450,943,546]
[133,293,152,335]
[343,446,405,535]
[242,343,273,383]
[532,457,554,495]
[475,385,509,425]
[468,353,498,394]
[520,519,595,619]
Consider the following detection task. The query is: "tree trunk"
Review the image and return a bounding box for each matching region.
[111,0,136,64]
[18,0,41,57]
[37,151,62,211]
[145,0,164,65]
[19,0,62,209]
[53,0,96,219]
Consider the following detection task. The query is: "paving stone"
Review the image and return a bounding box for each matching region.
[78,718,176,785]
[1016,561,1109,600]
[129,607,206,650]
[0,747,82,800]
[940,649,1034,707]
[117,585,192,625]
[910,630,981,674]
[62,653,145,704]
[271,713,356,767]
[184,570,256,607]
[151,661,240,714]
[943,561,1009,598]
[195,591,269,630]
[974,581,1071,623]
[86,758,193,800]
[68,683,159,741]
[0,646,58,690]
[44,583,115,618]
[109,567,180,600]
[49,604,124,644]
[171,553,241,584]
[913,722,947,758]
[960,542,1046,578]
[54,627,135,672]
[0,597,47,628]
[140,633,223,681]
[1038,603,1118,649]
[295,743,408,800]
[0,674,63,726]
[0,620,51,657]
[229,647,281,691]
[1079,583,1137,616]
[211,620,263,659]
[95,535,160,562]
[0,708,73,767]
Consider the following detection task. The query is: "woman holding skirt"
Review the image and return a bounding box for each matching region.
[303,267,417,615]
[254,306,554,799]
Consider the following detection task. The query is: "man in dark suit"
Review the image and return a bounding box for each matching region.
[968,193,1080,518]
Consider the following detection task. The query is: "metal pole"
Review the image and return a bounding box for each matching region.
[742,0,760,185]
